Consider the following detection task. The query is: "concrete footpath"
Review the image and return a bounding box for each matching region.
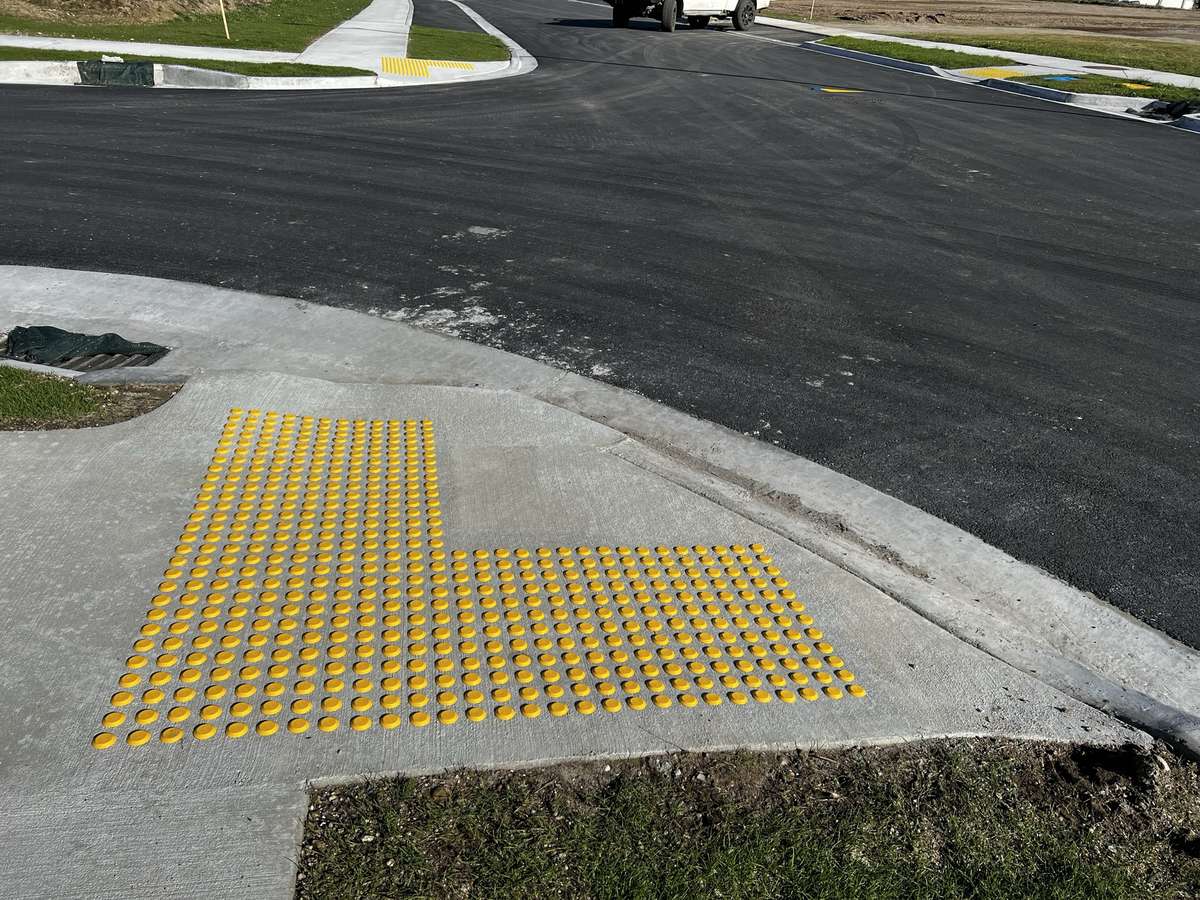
[0,266,1193,897]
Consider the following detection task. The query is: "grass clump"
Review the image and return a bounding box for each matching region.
[819,35,1014,68]
[296,740,1200,899]
[0,366,179,429]
[406,25,508,62]
[0,366,96,425]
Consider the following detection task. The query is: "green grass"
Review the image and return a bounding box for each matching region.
[819,35,1014,69]
[0,0,372,52]
[0,366,97,425]
[297,741,1200,900]
[1015,73,1200,104]
[406,25,508,62]
[0,46,372,76]
[911,33,1200,79]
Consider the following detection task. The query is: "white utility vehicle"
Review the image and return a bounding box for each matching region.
[609,0,767,31]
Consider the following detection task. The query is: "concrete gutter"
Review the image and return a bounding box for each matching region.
[3,264,1197,757]
[803,40,950,78]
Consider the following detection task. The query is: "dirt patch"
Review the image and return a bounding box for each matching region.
[0,0,268,26]
[297,739,1200,899]
[774,0,1200,42]
[0,370,181,430]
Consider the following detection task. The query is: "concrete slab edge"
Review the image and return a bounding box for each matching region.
[0,356,84,378]
[4,264,1195,756]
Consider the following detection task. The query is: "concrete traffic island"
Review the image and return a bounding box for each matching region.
[0,266,1165,897]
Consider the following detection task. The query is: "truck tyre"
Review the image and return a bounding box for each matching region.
[731,0,754,29]
[687,15,710,27]
[613,2,629,25]
[660,0,677,31]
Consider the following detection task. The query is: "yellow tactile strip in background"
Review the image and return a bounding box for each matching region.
[380,57,478,78]
[92,409,865,750]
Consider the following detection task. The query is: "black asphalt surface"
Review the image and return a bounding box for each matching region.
[411,0,482,31]
[1,0,1198,646]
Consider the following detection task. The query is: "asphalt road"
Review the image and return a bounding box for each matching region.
[1,0,1198,647]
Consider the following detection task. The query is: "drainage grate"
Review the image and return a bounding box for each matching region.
[39,350,168,372]
[1,329,169,372]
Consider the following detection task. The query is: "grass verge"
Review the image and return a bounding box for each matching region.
[0,366,180,429]
[0,46,372,76]
[406,25,508,62]
[818,35,1014,68]
[1014,73,1200,104]
[910,33,1200,79]
[297,740,1200,900]
[0,0,372,52]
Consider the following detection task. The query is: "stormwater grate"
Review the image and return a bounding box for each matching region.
[38,350,168,372]
[1,326,170,372]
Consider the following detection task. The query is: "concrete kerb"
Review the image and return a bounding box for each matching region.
[756,15,1197,131]
[3,264,1198,758]
[977,77,1150,115]
[803,40,946,78]
[447,0,539,80]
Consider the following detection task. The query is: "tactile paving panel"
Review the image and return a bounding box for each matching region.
[92,408,865,750]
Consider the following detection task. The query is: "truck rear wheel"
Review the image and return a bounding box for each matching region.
[687,15,710,27]
[613,2,629,25]
[660,0,677,31]
[731,0,754,29]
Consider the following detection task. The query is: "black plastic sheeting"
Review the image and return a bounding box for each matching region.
[1128,99,1200,121]
[4,326,168,366]
[76,60,155,87]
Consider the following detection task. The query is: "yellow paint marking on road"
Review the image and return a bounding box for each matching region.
[91,409,866,750]
[821,88,863,93]
[960,67,1024,79]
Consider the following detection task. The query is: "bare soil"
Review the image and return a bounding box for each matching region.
[297,739,1200,899]
[0,0,267,26]
[774,0,1200,42]
[0,379,181,430]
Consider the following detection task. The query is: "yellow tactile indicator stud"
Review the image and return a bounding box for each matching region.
[380,57,477,77]
[92,410,865,750]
